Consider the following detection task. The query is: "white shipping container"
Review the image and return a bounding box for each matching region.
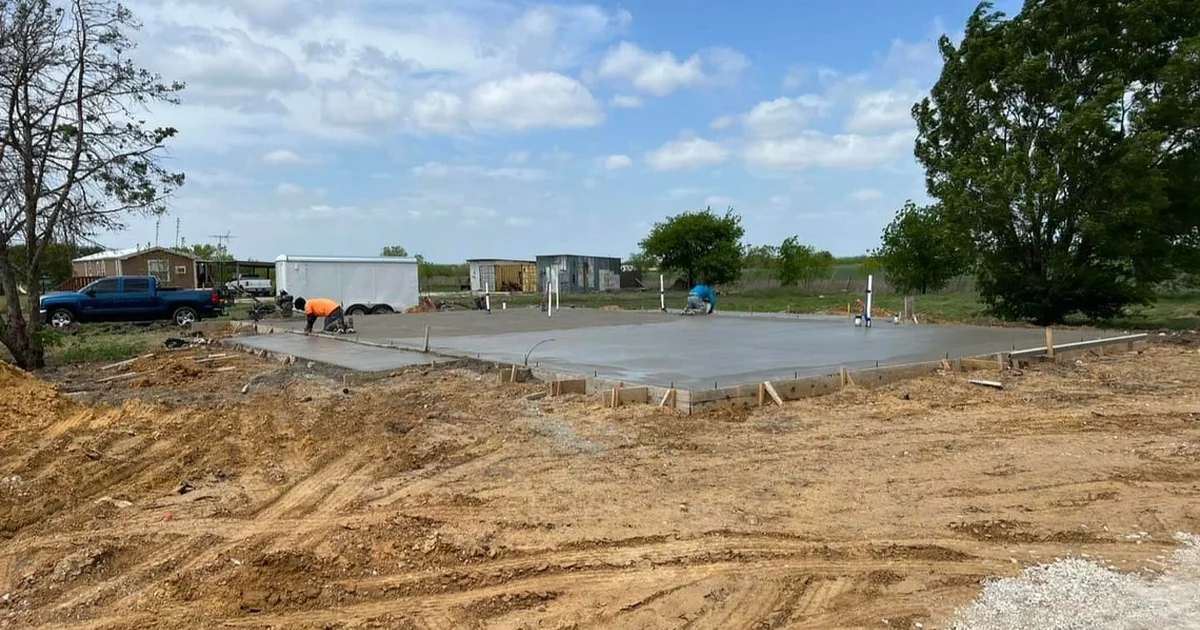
[275,255,419,315]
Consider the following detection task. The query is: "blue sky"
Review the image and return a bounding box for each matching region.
[114,0,1015,263]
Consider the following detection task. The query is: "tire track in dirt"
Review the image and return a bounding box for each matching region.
[366,446,514,508]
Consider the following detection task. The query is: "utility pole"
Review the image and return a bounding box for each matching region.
[175,218,181,248]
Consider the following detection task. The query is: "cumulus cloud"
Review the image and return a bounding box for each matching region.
[846,89,921,134]
[595,42,748,96]
[850,188,884,201]
[262,149,304,164]
[603,154,633,170]
[411,161,548,181]
[610,94,644,108]
[466,72,604,130]
[645,136,728,171]
[744,130,914,171]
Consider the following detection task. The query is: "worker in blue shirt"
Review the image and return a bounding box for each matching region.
[686,283,716,314]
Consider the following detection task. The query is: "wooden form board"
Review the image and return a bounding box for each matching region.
[602,386,649,408]
[549,379,587,396]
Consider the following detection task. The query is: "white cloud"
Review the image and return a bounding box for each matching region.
[742,95,829,137]
[705,195,735,208]
[709,115,735,130]
[744,130,914,171]
[781,67,806,91]
[595,42,748,96]
[851,188,884,201]
[506,151,530,163]
[603,154,633,170]
[466,72,603,130]
[275,182,304,195]
[262,149,304,164]
[505,216,533,226]
[609,94,644,108]
[411,161,547,181]
[408,91,465,134]
[666,187,710,199]
[846,89,920,134]
[645,136,728,171]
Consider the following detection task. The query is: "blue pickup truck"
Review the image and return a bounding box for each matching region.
[39,276,224,327]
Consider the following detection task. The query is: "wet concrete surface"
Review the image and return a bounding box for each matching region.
[393,316,1110,388]
[231,333,438,371]
[254,309,1114,387]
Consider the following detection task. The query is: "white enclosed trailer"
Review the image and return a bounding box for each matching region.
[274,255,419,316]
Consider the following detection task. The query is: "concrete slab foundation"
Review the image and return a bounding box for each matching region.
[373,311,1110,389]
[243,308,1144,412]
[230,334,438,371]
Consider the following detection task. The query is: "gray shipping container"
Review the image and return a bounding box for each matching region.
[536,254,622,294]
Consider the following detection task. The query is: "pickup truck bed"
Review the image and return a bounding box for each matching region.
[40,276,224,327]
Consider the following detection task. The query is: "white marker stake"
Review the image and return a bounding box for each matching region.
[485,282,491,313]
[659,274,665,311]
[553,268,560,311]
[547,268,553,318]
[865,274,873,327]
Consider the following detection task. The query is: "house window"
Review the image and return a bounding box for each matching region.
[175,265,187,275]
[147,259,170,283]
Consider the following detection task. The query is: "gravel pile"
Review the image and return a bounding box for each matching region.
[948,533,1200,629]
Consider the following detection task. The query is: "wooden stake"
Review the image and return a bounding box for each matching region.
[763,381,783,405]
[96,371,141,384]
[1045,327,1054,358]
[969,379,1004,390]
[423,326,430,353]
[658,389,675,408]
[758,383,766,406]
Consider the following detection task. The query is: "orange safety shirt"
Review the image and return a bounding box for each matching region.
[305,298,340,317]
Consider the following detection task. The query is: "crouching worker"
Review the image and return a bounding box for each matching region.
[293,296,351,334]
[685,283,716,314]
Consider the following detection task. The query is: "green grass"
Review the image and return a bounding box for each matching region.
[504,287,1200,330]
[43,332,161,365]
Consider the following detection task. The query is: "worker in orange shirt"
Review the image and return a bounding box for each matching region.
[292,296,352,334]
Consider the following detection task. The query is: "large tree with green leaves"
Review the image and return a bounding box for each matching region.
[1,0,184,368]
[776,237,835,289]
[874,201,970,294]
[914,0,1200,324]
[639,207,744,286]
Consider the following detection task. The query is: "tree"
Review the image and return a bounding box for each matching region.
[914,0,1200,324]
[6,241,101,288]
[180,242,233,261]
[0,0,184,368]
[873,201,970,294]
[742,244,778,272]
[776,237,835,289]
[623,250,658,272]
[380,245,408,257]
[638,207,744,286]
[776,237,809,287]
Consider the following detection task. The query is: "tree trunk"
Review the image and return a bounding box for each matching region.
[0,249,45,370]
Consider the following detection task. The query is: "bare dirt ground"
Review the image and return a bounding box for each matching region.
[2,336,1199,629]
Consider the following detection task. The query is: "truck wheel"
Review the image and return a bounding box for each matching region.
[173,307,198,326]
[346,305,369,317]
[49,308,75,328]
[371,304,393,315]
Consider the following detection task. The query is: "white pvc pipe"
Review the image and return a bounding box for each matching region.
[485,282,491,312]
[659,274,665,311]
[546,268,553,317]
[554,268,560,310]
[865,274,873,327]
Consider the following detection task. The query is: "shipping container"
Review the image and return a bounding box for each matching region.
[467,259,537,293]
[535,255,622,294]
[275,255,419,315]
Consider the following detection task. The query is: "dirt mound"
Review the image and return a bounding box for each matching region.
[0,360,75,431]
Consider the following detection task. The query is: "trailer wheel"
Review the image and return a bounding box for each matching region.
[346,305,369,317]
[173,307,198,327]
[371,304,393,315]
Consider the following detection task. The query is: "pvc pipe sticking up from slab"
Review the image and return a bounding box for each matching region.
[864,274,873,327]
[660,274,665,312]
[485,282,491,313]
